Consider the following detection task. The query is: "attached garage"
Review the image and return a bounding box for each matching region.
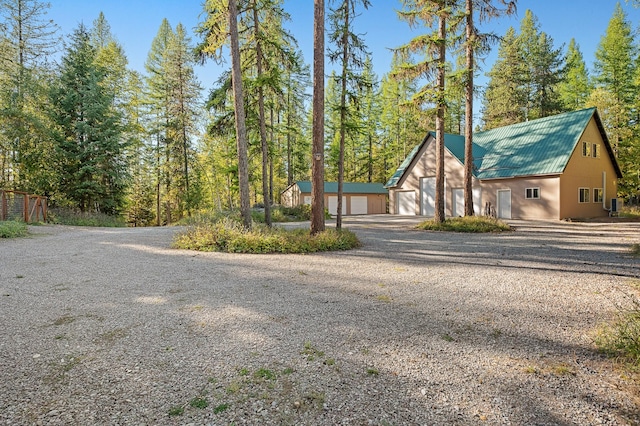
[281,181,388,215]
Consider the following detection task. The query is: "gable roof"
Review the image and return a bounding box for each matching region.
[295,181,388,194]
[386,108,622,187]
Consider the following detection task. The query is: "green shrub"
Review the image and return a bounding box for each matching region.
[251,204,330,223]
[594,296,640,369]
[417,216,512,233]
[0,220,28,238]
[47,208,125,227]
[173,217,361,254]
[620,206,640,219]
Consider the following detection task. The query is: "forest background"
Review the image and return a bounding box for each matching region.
[1,0,640,226]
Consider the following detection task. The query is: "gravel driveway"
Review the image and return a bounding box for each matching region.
[1,216,639,425]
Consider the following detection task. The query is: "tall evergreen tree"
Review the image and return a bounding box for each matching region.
[592,2,638,198]
[165,23,202,218]
[482,27,522,128]
[394,0,453,223]
[558,38,591,111]
[0,0,59,191]
[49,24,126,214]
[458,0,516,216]
[145,18,174,225]
[327,0,370,229]
[594,3,636,108]
[311,0,326,234]
[483,10,564,128]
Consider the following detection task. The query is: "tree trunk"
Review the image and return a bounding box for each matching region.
[229,0,252,230]
[253,4,271,226]
[336,2,349,231]
[464,0,474,217]
[311,0,325,235]
[434,11,446,224]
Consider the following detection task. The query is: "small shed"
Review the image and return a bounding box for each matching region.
[281,181,388,215]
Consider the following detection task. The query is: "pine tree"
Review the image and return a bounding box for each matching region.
[594,3,636,107]
[311,0,325,235]
[327,0,370,229]
[145,18,174,225]
[358,58,381,183]
[0,0,59,191]
[592,3,638,198]
[394,0,453,223]
[558,38,591,111]
[458,0,516,216]
[482,27,522,128]
[50,24,125,214]
[483,10,564,128]
[165,23,202,218]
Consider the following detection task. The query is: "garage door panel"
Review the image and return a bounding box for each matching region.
[351,196,368,215]
[398,191,416,215]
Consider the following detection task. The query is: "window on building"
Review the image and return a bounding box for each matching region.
[582,141,591,157]
[579,188,590,203]
[594,188,603,203]
[592,143,600,158]
[525,187,540,199]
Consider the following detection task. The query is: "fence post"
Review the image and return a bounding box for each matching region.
[24,193,30,222]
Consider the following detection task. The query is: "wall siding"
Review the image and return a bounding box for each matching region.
[559,118,618,219]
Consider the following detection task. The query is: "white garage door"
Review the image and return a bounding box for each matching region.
[328,196,347,215]
[420,177,435,216]
[397,191,416,215]
[350,196,368,215]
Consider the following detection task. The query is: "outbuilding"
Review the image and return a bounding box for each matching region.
[385,108,622,220]
[281,181,388,215]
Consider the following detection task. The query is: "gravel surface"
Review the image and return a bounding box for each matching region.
[1,216,639,425]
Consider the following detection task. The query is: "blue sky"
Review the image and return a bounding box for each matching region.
[46,1,640,101]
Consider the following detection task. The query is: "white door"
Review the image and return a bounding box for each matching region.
[397,191,416,215]
[420,177,436,216]
[452,189,464,217]
[497,189,511,219]
[303,196,312,205]
[328,196,347,215]
[473,187,482,215]
[350,196,368,215]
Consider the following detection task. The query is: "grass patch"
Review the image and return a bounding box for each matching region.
[189,396,209,409]
[366,368,379,376]
[631,243,640,257]
[0,220,28,238]
[594,295,640,369]
[173,217,361,254]
[301,341,325,361]
[417,216,512,233]
[168,405,184,416]
[253,368,277,381]
[213,403,230,414]
[47,208,125,227]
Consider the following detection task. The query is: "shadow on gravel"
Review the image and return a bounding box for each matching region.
[2,221,639,424]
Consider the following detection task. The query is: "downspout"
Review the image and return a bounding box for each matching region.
[602,171,609,212]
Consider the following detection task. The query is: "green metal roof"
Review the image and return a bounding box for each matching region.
[296,181,388,194]
[386,108,622,187]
